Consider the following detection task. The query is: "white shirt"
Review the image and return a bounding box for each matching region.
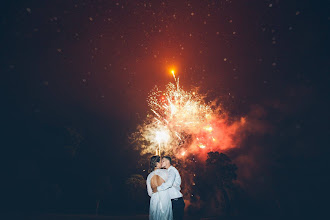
[157,166,183,199]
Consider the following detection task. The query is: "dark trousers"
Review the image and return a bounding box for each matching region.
[171,197,185,220]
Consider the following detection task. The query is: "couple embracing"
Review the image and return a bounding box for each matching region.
[146,156,185,220]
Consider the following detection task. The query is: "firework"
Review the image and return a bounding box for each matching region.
[135,71,245,158]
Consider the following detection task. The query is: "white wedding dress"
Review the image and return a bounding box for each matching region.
[147,169,173,220]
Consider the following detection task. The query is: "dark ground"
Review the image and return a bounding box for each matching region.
[0,214,280,220]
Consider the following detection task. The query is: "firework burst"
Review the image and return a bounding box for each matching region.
[134,72,246,159]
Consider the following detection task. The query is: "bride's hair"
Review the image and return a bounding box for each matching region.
[149,156,160,172]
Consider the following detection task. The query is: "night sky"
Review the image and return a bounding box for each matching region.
[2,0,330,218]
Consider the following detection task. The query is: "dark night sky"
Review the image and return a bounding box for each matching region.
[1,0,330,217]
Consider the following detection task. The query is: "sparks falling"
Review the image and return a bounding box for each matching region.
[135,71,246,158]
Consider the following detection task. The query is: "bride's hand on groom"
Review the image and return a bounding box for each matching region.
[152,186,158,193]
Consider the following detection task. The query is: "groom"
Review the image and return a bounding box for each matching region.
[152,156,185,220]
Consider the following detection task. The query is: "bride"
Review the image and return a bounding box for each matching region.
[147,156,173,220]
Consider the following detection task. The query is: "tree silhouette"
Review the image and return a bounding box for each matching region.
[125,174,149,213]
[195,152,238,216]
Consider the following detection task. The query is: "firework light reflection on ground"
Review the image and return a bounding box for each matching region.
[136,69,246,159]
